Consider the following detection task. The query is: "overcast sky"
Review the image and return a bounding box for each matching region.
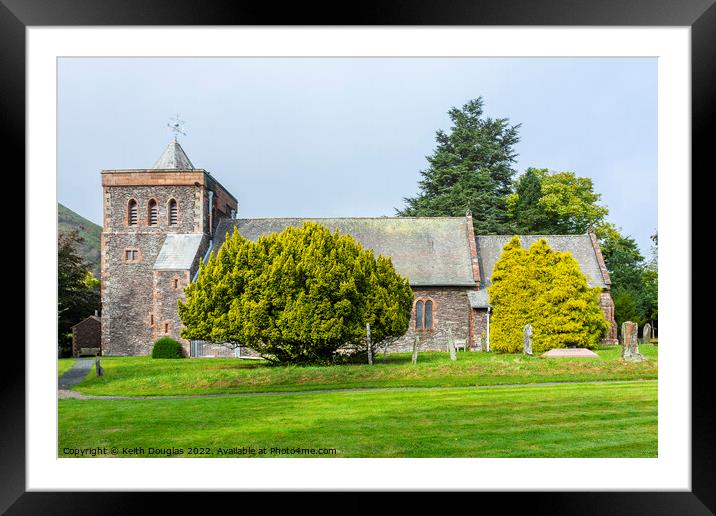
[58,57,657,255]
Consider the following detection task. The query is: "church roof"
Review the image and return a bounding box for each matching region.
[214,217,477,287]
[154,233,204,270]
[476,234,608,289]
[152,138,195,170]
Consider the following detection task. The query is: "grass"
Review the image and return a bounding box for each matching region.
[58,380,657,458]
[58,359,77,377]
[74,345,658,397]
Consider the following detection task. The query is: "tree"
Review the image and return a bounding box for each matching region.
[58,230,101,357]
[179,222,414,364]
[638,231,658,326]
[507,168,609,234]
[487,237,608,353]
[397,97,521,234]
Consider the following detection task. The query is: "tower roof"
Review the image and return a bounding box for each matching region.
[152,138,195,170]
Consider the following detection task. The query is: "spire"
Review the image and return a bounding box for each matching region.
[152,138,195,170]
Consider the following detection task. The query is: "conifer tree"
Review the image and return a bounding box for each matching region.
[179,223,413,363]
[397,97,520,234]
[487,237,608,353]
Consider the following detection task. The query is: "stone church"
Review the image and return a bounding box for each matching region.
[100,139,618,357]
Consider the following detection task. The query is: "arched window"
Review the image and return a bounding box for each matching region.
[148,199,158,226]
[415,300,424,329]
[168,199,178,226]
[127,199,138,226]
[415,298,435,330]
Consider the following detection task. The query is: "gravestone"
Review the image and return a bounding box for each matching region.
[411,335,419,365]
[621,321,646,362]
[642,323,652,344]
[447,328,457,361]
[523,324,533,356]
[541,348,598,358]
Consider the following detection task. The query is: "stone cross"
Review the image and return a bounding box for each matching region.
[95,358,104,377]
[523,324,533,356]
[411,335,419,365]
[447,327,457,361]
[366,323,373,366]
[621,321,646,362]
[642,323,652,344]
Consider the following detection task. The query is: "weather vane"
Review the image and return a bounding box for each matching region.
[167,115,187,140]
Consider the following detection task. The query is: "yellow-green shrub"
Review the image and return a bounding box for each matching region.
[487,236,609,353]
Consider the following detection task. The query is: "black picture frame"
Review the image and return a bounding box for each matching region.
[5,0,711,513]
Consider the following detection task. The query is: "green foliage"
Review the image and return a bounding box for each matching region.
[397,97,520,234]
[58,230,101,358]
[487,237,609,353]
[179,222,414,364]
[151,337,184,359]
[597,225,657,330]
[58,203,102,277]
[507,168,609,234]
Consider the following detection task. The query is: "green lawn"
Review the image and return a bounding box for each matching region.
[58,359,77,377]
[58,380,657,458]
[74,345,658,397]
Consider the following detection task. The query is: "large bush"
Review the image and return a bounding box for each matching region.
[487,236,609,353]
[151,337,184,358]
[178,222,413,363]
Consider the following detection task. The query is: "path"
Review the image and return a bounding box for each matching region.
[58,378,655,401]
[58,359,94,392]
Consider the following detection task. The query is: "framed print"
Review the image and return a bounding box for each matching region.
[5,0,714,513]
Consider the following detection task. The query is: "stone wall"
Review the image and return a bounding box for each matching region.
[101,183,206,356]
[390,287,475,352]
[600,291,618,344]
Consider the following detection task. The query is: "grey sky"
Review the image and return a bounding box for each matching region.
[58,57,657,255]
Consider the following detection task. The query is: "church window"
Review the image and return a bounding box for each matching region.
[164,322,169,333]
[173,278,179,289]
[128,199,138,226]
[124,248,140,263]
[148,199,158,226]
[150,314,154,326]
[415,298,435,330]
[168,199,178,225]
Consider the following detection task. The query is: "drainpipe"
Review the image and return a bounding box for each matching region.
[486,305,491,352]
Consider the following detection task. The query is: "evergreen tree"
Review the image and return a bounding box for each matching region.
[397,97,520,234]
[487,236,608,353]
[179,223,414,363]
[58,230,100,357]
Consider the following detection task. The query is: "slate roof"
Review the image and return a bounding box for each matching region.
[154,234,204,270]
[152,138,195,170]
[467,289,490,309]
[214,217,477,287]
[476,234,608,289]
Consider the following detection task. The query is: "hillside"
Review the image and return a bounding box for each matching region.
[58,203,101,276]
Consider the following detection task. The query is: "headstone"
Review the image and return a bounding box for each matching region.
[523,324,533,356]
[642,323,652,344]
[447,328,457,361]
[366,323,373,366]
[541,348,598,358]
[95,358,104,377]
[621,321,646,362]
[411,335,419,365]
[383,341,389,361]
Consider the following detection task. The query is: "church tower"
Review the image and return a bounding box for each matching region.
[100,138,238,355]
